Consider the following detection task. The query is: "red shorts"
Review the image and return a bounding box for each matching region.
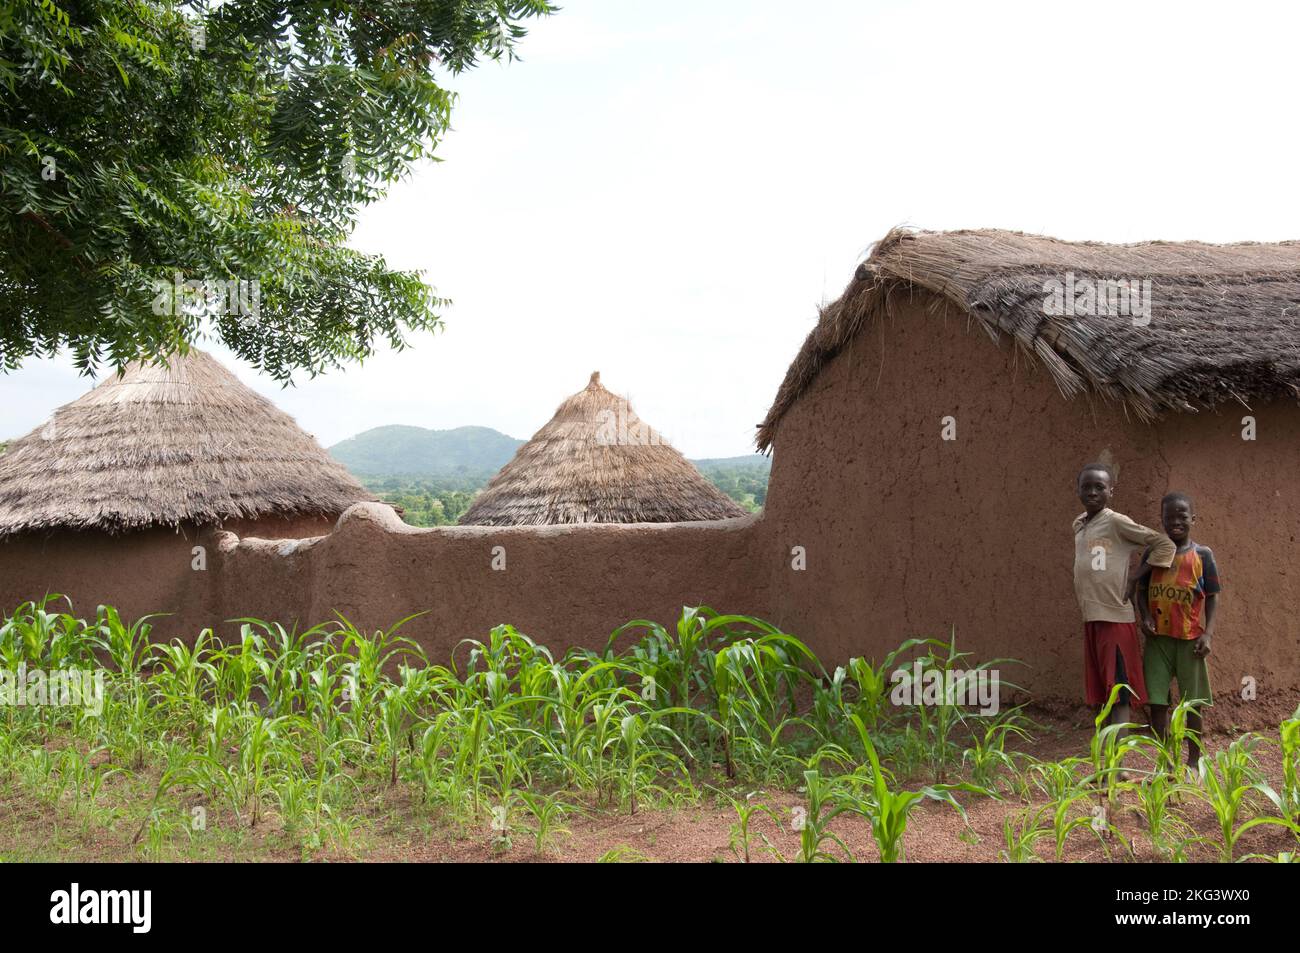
[1083,621,1147,707]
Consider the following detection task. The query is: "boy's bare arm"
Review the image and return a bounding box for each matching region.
[1195,593,1217,658]
[1132,569,1156,638]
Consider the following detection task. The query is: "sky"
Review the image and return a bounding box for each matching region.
[3,0,1299,458]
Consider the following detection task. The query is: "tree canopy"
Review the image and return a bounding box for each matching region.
[0,0,552,378]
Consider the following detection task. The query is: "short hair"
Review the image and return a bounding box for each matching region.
[1161,491,1194,512]
[1078,462,1115,484]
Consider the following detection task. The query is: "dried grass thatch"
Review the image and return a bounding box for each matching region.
[0,349,377,535]
[460,372,747,525]
[757,228,1300,451]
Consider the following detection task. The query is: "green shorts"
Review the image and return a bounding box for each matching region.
[1142,634,1213,707]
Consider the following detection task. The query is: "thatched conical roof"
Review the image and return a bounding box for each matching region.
[0,349,377,535]
[757,228,1300,451]
[460,372,747,525]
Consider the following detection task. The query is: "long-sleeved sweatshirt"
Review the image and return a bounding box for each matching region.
[1072,507,1175,623]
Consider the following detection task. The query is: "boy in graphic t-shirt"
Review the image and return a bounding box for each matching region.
[1132,491,1221,768]
[1072,463,1175,739]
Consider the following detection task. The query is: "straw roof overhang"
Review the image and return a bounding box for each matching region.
[756,228,1300,451]
[0,349,378,536]
[460,372,747,526]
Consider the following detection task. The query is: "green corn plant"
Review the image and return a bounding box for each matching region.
[892,633,1019,783]
[188,754,245,825]
[1192,739,1298,862]
[149,632,218,742]
[418,711,457,806]
[91,606,160,679]
[376,665,431,785]
[1000,806,1050,862]
[53,745,91,807]
[792,768,855,863]
[1152,697,1202,779]
[709,630,820,779]
[850,714,989,862]
[451,702,491,817]
[338,614,425,743]
[730,704,814,784]
[141,809,182,863]
[239,713,287,827]
[1211,733,1267,791]
[618,712,651,815]
[601,607,737,726]
[727,794,782,863]
[41,600,98,670]
[1135,771,1197,860]
[102,671,156,769]
[617,708,693,814]
[246,619,335,716]
[517,790,572,857]
[1047,789,1114,861]
[211,624,271,710]
[809,663,849,743]
[962,714,1033,791]
[1029,755,1088,803]
[487,731,532,819]
[301,729,364,828]
[272,775,314,834]
[130,760,192,846]
[202,702,240,763]
[1,596,81,667]
[533,662,614,785]
[305,803,365,859]
[1086,683,1157,806]
[304,643,348,741]
[1282,705,1300,820]
[835,637,940,736]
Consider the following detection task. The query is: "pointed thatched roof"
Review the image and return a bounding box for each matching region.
[460,372,747,525]
[757,228,1300,451]
[0,349,377,535]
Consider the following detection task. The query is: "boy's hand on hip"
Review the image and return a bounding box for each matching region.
[1193,633,1212,658]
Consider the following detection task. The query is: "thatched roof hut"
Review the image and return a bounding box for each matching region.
[745,226,1300,708]
[0,348,377,536]
[757,228,1300,451]
[461,372,746,525]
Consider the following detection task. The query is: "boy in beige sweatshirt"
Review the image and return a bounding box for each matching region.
[1073,463,1175,736]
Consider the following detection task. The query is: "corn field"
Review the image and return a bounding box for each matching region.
[1,597,1297,862]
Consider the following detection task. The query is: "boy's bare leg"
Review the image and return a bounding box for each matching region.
[1150,704,1169,736]
[1185,710,1205,768]
[1111,701,1130,738]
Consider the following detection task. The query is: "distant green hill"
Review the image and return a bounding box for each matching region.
[329,425,772,525]
[328,425,524,477]
[691,456,771,472]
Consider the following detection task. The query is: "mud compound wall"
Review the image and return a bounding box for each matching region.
[757,294,1300,718]
[1,506,765,659]
[202,505,765,661]
[0,513,340,640]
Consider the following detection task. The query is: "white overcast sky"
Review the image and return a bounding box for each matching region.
[3,0,1299,457]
